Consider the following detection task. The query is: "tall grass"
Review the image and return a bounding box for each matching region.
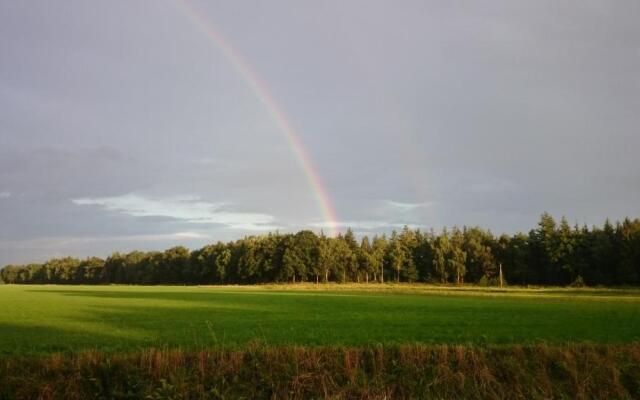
[2,343,639,399]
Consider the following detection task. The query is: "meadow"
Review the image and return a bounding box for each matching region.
[1,284,639,355]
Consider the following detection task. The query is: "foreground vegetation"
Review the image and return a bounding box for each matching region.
[2,285,639,398]
[2,343,639,399]
[1,285,639,356]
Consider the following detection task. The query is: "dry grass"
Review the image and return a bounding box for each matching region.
[2,343,639,399]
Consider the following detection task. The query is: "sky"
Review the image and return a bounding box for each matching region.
[1,0,639,265]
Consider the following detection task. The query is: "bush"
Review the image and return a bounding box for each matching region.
[570,275,587,288]
[477,275,507,287]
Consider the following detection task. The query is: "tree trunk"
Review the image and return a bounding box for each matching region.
[373,272,377,282]
[325,270,329,283]
[499,263,503,288]
[365,272,369,283]
[316,274,319,284]
[293,274,296,284]
[396,267,400,283]
[381,267,384,283]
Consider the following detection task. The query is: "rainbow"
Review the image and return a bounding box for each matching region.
[174,0,339,236]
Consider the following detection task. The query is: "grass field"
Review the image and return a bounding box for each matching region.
[1,284,639,355]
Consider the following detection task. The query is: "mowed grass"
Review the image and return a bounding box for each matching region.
[1,284,639,355]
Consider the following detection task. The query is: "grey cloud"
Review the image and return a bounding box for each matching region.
[1,0,639,264]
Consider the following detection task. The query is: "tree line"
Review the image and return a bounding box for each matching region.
[2,213,639,286]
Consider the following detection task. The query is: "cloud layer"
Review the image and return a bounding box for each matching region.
[1,0,639,264]
[72,194,277,230]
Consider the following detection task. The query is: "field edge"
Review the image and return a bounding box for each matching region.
[2,342,639,399]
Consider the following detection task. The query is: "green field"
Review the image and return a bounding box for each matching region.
[1,284,639,355]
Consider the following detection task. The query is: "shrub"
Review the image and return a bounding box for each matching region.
[570,275,587,288]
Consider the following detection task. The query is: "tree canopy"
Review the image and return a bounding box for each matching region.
[2,214,640,286]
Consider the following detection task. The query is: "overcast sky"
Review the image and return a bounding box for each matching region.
[1,0,639,265]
